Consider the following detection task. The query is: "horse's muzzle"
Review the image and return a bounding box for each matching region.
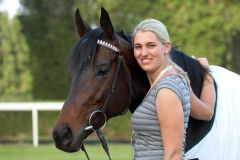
[52,124,80,152]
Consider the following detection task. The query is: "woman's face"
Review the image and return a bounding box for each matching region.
[133,31,170,74]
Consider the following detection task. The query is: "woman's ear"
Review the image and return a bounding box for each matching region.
[165,42,171,54]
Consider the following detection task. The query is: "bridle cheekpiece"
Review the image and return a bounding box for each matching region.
[81,38,131,160]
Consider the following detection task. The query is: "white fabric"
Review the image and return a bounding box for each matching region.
[185,65,240,160]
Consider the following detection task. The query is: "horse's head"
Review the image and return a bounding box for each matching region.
[52,7,138,152]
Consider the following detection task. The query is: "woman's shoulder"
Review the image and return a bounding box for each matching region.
[158,74,187,88]
[155,74,190,101]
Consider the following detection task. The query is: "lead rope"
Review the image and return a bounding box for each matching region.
[96,129,112,160]
[81,144,90,160]
[81,130,112,160]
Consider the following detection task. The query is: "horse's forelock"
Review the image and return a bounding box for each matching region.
[69,28,103,76]
[69,29,132,77]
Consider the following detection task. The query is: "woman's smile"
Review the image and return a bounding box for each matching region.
[140,57,152,65]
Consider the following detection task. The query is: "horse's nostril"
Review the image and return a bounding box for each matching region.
[53,125,73,147]
[62,126,73,146]
[63,127,72,140]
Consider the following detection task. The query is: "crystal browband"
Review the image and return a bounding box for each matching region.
[97,39,120,53]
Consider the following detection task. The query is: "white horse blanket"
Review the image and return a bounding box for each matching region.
[186,65,240,160]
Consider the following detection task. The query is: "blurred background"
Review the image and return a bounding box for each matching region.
[0,0,240,159]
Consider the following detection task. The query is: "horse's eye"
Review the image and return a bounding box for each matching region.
[97,66,109,76]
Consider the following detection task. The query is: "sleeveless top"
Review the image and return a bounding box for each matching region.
[131,74,190,160]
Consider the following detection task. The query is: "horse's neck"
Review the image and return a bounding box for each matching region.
[127,57,149,112]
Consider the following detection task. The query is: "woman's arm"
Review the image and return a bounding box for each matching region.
[156,88,184,160]
[190,57,216,120]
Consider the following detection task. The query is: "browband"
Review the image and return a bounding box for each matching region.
[97,39,120,53]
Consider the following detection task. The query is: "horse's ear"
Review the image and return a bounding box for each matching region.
[100,7,114,40]
[75,8,91,37]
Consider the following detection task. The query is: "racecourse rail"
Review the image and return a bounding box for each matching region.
[0,102,63,147]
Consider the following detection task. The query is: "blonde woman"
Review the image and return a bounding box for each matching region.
[131,18,215,159]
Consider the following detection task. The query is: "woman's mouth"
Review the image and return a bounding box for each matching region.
[141,58,151,65]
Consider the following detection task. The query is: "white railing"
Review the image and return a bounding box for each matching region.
[0,102,63,147]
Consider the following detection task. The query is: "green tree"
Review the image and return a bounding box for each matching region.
[19,0,76,99]
[0,12,32,101]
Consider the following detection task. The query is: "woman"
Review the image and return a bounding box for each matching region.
[131,18,216,159]
[131,18,191,159]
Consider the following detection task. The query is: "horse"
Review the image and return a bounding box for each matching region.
[53,7,240,159]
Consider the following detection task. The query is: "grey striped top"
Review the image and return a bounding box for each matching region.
[131,74,190,160]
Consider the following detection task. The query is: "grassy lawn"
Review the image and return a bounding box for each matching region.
[0,143,133,160]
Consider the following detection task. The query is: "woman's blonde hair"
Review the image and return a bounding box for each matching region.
[132,18,190,86]
[132,18,170,44]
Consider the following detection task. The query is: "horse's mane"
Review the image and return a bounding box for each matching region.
[117,30,132,43]
[69,28,102,76]
[170,48,208,97]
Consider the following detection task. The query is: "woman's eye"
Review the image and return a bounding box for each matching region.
[134,45,141,50]
[148,44,155,48]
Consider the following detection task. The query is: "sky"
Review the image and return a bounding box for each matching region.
[0,0,20,18]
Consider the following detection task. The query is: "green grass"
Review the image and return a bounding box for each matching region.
[0,143,133,160]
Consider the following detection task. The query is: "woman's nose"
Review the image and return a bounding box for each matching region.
[141,47,148,56]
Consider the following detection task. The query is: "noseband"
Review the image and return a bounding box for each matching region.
[81,38,132,160]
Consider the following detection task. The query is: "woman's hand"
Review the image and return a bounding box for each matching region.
[197,57,209,67]
[192,55,209,67]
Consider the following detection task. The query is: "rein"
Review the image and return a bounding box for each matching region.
[81,39,132,160]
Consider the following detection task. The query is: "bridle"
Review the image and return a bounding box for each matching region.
[80,38,132,160]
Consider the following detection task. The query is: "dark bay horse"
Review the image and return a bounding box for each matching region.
[52,7,216,155]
